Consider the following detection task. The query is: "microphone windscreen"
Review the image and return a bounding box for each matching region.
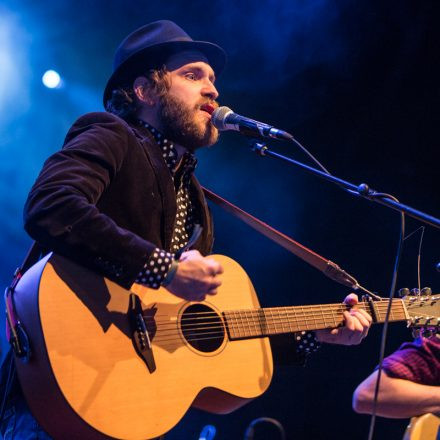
[211,106,233,130]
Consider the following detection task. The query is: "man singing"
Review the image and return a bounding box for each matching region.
[1,20,371,438]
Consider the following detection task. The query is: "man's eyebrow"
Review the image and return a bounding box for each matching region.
[182,64,216,82]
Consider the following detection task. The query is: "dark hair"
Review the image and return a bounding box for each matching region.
[105,66,170,120]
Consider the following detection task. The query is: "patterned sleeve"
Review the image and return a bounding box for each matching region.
[295,331,321,354]
[135,248,174,288]
[381,336,440,385]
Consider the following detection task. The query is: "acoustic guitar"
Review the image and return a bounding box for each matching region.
[12,253,440,439]
[403,413,440,440]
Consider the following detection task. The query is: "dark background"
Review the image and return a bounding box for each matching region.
[0,1,439,438]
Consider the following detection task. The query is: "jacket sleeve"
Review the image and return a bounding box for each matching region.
[24,112,156,288]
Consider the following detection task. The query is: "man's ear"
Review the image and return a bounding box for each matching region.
[133,76,156,106]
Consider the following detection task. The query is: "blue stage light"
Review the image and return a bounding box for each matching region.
[42,70,62,89]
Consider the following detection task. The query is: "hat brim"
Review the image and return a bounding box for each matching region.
[103,40,226,106]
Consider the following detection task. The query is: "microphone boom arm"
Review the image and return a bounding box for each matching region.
[250,140,440,230]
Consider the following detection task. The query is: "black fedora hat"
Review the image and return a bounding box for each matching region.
[103,20,226,106]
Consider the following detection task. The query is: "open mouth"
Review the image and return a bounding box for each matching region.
[200,103,216,115]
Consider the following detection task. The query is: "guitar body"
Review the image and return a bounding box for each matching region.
[13,254,273,440]
[403,413,440,440]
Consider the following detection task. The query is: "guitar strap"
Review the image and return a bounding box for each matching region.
[5,241,43,360]
[202,186,360,290]
[5,188,360,358]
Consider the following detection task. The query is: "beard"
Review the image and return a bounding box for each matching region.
[158,93,219,151]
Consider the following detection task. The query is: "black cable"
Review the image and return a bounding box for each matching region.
[285,135,407,440]
[367,201,405,440]
[274,135,408,440]
[290,137,331,175]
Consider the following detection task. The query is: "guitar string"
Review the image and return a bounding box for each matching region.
[139,309,410,344]
[130,301,431,344]
[139,310,424,345]
[141,305,409,333]
[143,316,409,342]
[142,302,408,327]
[140,308,405,342]
[142,312,427,346]
[142,301,407,320]
[143,307,408,334]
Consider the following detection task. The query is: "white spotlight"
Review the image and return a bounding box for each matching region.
[42,70,62,89]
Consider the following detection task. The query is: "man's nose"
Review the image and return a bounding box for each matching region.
[202,81,219,101]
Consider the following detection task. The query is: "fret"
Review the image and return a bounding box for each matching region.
[228,311,235,339]
[259,309,267,336]
[270,308,278,335]
[244,310,252,338]
[250,310,256,337]
[241,310,248,338]
[392,300,398,320]
[249,309,258,337]
[282,307,290,334]
[307,305,313,331]
[234,310,241,338]
[318,304,326,328]
[333,305,340,328]
[247,310,253,336]
[238,310,246,338]
[280,307,287,334]
[227,311,234,338]
[257,309,266,337]
[293,305,305,332]
[223,311,232,339]
[297,306,306,331]
[286,307,295,333]
[312,305,319,329]
[288,306,297,332]
[224,297,418,342]
[242,310,249,337]
[286,307,294,333]
[288,307,297,333]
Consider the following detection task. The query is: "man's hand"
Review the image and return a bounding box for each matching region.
[165,250,224,301]
[315,293,372,345]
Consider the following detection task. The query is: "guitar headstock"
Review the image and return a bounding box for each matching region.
[400,287,440,334]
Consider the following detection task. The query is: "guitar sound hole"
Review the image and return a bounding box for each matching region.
[181,304,225,353]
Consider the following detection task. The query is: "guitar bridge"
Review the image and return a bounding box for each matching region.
[129,293,156,373]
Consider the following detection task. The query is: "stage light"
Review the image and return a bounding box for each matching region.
[42,69,62,89]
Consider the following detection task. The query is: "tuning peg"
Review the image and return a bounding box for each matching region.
[398,288,410,298]
[411,288,421,296]
[421,287,432,296]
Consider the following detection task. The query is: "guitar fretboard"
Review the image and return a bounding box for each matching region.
[223,300,407,340]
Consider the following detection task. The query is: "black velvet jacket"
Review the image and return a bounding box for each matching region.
[24,112,214,289]
[23,111,304,366]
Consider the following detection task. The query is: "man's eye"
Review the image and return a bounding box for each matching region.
[185,73,197,81]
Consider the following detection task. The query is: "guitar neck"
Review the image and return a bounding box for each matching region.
[223,299,408,340]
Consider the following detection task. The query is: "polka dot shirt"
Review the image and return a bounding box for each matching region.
[134,121,320,356]
[295,331,321,354]
[135,121,199,288]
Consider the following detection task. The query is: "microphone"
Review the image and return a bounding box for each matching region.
[211,106,294,141]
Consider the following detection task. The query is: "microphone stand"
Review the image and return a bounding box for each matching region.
[248,137,437,440]
[250,140,440,230]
